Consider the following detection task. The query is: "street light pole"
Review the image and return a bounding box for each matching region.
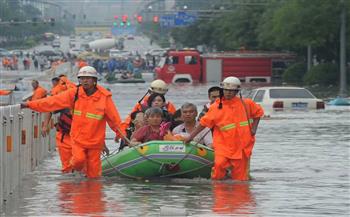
[339,0,347,97]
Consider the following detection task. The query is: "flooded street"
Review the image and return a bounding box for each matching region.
[1,83,349,216]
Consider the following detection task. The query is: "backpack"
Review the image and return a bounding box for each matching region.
[54,86,80,142]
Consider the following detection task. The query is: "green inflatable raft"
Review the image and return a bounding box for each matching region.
[102,141,214,179]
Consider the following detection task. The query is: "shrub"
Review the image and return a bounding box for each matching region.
[282,62,307,84]
[303,63,338,85]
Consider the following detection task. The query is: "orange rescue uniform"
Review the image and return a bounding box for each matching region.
[200,97,264,181]
[121,95,176,131]
[50,82,72,173]
[31,86,47,101]
[27,85,124,178]
[0,90,11,95]
[56,131,72,173]
[77,60,88,69]
[60,76,76,89]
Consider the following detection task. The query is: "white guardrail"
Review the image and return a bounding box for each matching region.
[0,104,56,210]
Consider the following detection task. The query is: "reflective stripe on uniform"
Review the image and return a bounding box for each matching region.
[86,113,103,120]
[73,110,82,115]
[220,123,236,131]
[220,119,254,131]
[240,119,253,126]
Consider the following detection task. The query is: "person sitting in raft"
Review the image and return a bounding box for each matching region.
[119,111,146,151]
[172,103,213,148]
[130,107,169,146]
[145,92,173,123]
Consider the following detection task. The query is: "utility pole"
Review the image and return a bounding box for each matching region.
[339,0,347,97]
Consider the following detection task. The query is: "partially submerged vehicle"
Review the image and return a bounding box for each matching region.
[247,86,325,111]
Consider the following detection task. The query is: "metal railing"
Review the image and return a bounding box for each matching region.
[0,104,56,210]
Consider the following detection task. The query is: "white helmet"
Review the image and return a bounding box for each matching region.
[77,66,98,78]
[149,79,168,94]
[220,76,241,90]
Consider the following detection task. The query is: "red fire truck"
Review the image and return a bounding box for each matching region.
[155,49,295,84]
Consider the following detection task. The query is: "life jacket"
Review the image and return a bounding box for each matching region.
[54,86,79,142]
[55,108,72,142]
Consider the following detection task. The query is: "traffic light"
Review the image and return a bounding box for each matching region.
[127,21,131,26]
[120,22,124,27]
[122,15,128,23]
[114,15,118,19]
[113,22,117,27]
[137,15,143,23]
[153,15,159,23]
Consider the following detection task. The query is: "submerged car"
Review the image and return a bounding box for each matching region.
[247,86,325,111]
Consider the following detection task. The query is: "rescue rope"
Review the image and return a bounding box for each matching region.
[114,126,168,167]
[164,128,212,173]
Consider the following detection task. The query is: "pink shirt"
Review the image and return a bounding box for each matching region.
[131,125,163,143]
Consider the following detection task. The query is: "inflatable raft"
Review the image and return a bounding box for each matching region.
[102,141,214,179]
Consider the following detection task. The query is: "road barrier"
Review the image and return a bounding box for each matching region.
[0,104,56,210]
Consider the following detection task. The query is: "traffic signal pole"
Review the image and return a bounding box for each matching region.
[339,0,347,97]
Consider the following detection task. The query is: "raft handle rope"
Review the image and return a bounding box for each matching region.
[163,128,212,173]
[109,127,170,171]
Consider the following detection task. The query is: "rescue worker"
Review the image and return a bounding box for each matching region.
[183,77,264,181]
[0,89,12,95]
[50,77,62,96]
[29,80,47,101]
[77,58,88,69]
[119,79,176,147]
[58,74,76,90]
[21,66,124,178]
[122,79,176,129]
[42,76,72,173]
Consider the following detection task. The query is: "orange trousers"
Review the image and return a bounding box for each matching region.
[71,144,102,178]
[212,151,249,181]
[56,131,72,173]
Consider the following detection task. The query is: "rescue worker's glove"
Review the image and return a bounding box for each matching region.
[20,103,28,109]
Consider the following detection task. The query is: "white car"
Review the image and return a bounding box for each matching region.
[247,86,325,111]
[109,49,130,58]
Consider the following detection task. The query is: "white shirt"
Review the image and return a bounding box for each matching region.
[172,122,213,147]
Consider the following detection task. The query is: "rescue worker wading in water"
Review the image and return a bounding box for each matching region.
[184,76,264,181]
[21,66,124,178]
[119,79,176,148]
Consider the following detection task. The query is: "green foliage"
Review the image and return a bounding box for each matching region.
[168,0,350,86]
[303,63,339,85]
[0,0,73,48]
[282,62,307,84]
[24,37,38,48]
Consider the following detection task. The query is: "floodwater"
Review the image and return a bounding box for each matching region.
[1,82,350,216]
